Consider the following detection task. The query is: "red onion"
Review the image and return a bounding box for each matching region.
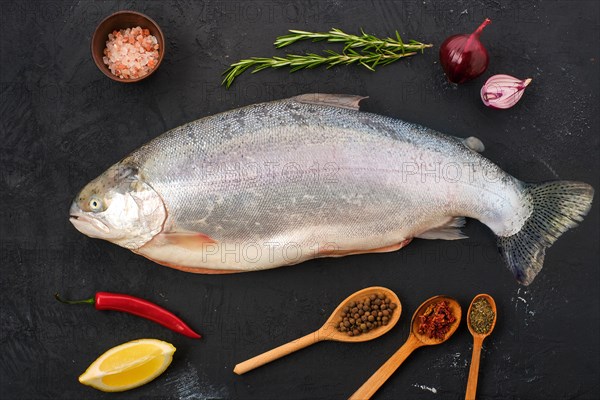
[481,74,532,109]
[439,19,491,84]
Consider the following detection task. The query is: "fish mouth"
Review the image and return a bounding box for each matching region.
[70,213,111,236]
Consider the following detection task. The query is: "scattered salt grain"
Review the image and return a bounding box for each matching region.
[103,26,160,79]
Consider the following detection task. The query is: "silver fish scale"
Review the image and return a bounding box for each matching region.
[124,98,525,246]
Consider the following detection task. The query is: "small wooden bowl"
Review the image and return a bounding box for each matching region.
[91,11,164,83]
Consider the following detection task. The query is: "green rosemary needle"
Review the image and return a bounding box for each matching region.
[221,28,432,88]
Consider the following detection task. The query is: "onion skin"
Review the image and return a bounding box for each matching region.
[481,75,532,109]
[440,19,491,84]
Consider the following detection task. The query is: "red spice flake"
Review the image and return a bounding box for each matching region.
[417,300,456,340]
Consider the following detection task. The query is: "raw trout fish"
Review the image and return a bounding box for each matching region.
[70,94,594,285]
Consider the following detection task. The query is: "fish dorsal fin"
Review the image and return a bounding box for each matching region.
[462,136,485,153]
[291,93,368,111]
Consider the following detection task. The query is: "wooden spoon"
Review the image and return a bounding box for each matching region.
[349,295,462,400]
[233,286,401,375]
[465,294,497,400]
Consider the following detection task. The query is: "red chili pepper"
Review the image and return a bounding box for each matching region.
[55,292,201,339]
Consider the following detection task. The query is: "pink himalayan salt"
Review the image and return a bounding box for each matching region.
[103,26,160,79]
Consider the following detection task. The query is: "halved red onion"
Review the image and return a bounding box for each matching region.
[481,74,532,109]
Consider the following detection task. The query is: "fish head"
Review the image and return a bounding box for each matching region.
[69,164,166,250]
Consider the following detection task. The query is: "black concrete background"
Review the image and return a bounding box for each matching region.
[1,1,599,399]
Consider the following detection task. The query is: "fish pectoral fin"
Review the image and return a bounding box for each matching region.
[147,257,244,274]
[462,136,485,152]
[416,217,468,240]
[154,231,217,250]
[291,93,367,111]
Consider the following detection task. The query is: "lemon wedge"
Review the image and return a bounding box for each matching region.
[79,338,176,392]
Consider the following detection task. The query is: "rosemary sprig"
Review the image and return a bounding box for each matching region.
[222,49,417,88]
[221,28,432,88]
[274,28,432,54]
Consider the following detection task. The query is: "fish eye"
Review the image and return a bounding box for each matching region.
[89,197,104,213]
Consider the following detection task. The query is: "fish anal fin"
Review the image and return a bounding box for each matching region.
[319,239,412,257]
[292,93,367,111]
[416,217,467,240]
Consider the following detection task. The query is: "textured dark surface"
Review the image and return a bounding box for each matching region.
[1,1,599,399]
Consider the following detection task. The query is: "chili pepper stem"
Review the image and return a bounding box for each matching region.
[54,292,95,305]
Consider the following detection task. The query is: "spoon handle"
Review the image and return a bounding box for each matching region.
[233,331,320,375]
[465,336,485,400]
[349,334,421,400]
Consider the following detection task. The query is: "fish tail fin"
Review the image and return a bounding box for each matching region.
[497,181,594,285]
